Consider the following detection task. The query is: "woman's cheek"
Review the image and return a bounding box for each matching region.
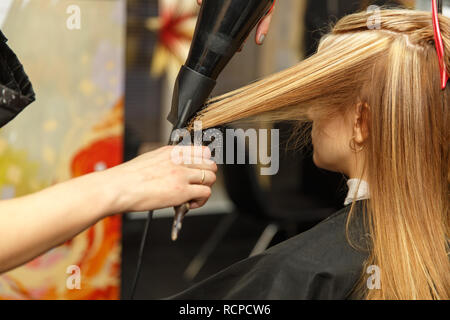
[312,136,338,171]
[312,148,321,168]
[311,122,337,171]
[312,138,325,168]
[311,125,323,167]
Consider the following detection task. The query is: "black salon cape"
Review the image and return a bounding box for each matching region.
[165,201,370,300]
[0,30,35,128]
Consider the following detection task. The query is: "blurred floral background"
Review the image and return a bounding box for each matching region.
[0,0,125,299]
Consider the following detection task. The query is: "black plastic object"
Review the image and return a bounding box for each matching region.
[0,31,35,128]
[167,0,274,127]
[168,65,216,129]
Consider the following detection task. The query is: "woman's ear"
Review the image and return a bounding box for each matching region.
[353,102,370,144]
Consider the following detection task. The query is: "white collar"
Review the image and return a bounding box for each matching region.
[344,178,370,206]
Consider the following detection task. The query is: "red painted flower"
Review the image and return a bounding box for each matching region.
[71,136,123,177]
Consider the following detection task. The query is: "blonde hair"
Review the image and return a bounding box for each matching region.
[190,9,450,299]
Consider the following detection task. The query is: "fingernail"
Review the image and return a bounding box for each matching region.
[258,34,265,45]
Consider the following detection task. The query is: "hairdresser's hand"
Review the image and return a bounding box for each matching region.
[0,145,216,272]
[103,145,217,215]
[196,0,274,46]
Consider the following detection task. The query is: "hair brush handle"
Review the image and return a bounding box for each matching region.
[171,203,189,241]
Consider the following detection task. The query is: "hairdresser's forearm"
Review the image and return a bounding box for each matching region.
[0,172,116,273]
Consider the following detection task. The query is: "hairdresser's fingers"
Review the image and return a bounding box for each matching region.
[192,146,211,160]
[188,198,208,210]
[184,159,217,173]
[256,11,273,45]
[169,145,211,163]
[187,185,212,210]
[186,168,216,186]
[238,10,273,51]
[186,185,211,205]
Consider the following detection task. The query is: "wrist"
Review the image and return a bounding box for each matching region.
[77,170,124,219]
[92,167,132,217]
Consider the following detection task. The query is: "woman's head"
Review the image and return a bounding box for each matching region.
[310,102,369,179]
[195,9,448,178]
[191,9,450,299]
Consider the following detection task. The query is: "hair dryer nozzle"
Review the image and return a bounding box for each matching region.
[167,65,216,128]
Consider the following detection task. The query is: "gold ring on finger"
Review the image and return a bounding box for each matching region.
[201,169,205,185]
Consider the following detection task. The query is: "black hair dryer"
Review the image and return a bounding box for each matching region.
[168,0,275,240]
[167,0,275,129]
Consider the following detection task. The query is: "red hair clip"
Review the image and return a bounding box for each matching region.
[432,0,448,90]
